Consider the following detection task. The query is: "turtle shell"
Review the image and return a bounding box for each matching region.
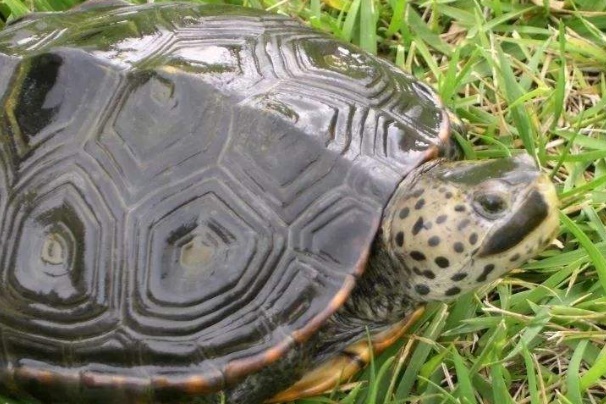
[0,1,450,399]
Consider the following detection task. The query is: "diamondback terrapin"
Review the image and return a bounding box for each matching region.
[0,2,560,403]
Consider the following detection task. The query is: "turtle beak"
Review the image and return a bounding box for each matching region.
[478,167,559,257]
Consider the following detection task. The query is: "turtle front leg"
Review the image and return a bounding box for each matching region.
[267,308,424,403]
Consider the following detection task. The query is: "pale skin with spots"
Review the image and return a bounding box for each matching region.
[33,154,560,404]
[276,154,560,402]
[311,154,559,364]
[380,154,560,304]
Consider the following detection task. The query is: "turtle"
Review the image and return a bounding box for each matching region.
[0,1,560,403]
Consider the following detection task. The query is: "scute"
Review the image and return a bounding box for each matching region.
[0,2,451,400]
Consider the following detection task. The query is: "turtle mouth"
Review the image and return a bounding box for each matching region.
[478,174,559,258]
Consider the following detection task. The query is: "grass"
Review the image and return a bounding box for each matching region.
[1,0,605,403]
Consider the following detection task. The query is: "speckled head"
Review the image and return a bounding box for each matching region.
[382,154,559,303]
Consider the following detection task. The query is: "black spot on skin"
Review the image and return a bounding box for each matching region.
[436,215,447,224]
[424,221,433,230]
[455,205,466,212]
[445,287,461,296]
[457,219,471,231]
[412,188,424,198]
[423,270,436,279]
[413,266,422,276]
[412,217,424,235]
[428,236,440,246]
[415,284,430,295]
[451,273,467,281]
[445,191,453,199]
[410,251,426,261]
[469,233,478,245]
[435,256,450,268]
[415,198,426,210]
[476,264,495,282]
[453,242,464,253]
[510,253,520,262]
[395,232,404,247]
[399,207,409,219]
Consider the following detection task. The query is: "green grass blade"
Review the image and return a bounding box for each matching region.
[2,0,30,17]
[451,350,476,404]
[559,212,606,294]
[341,0,360,42]
[580,344,606,392]
[359,0,376,54]
[565,340,588,403]
[394,304,449,399]
[521,344,541,404]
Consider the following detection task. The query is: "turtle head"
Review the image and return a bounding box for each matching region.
[383,154,559,303]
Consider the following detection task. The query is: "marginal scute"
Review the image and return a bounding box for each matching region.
[299,39,380,83]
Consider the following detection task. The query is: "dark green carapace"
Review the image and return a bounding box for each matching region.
[0,2,559,403]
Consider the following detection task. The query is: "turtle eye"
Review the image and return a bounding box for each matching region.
[473,193,509,219]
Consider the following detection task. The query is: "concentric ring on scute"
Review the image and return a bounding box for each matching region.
[124,168,283,336]
[86,69,231,203]
[0,163,119,339]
